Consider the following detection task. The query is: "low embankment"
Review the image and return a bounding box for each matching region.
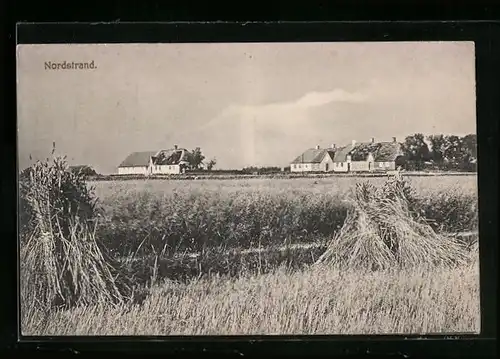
[87,170,478,182]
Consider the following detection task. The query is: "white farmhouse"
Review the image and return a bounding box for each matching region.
[290,145,336,173]
[150,146,190,175]
[117,151,156,175]
[333,138,405,173]
[118,145,191,176]
[291,138,406,174]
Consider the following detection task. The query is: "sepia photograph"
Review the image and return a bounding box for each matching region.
[17,41,479,336]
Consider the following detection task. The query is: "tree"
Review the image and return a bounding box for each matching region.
[442,135,466,165]
[186,147,206,170]
[427,134,446,163]
[461,134,477,162]
[206,158,217,171]
[401,133,431,169]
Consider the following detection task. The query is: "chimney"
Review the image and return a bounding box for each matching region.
[371,137,375,143]
[315,145,320,150]
[174,144,178,150]
[351,139,356,147]
[392,137,396,143]
[331,144,336,149]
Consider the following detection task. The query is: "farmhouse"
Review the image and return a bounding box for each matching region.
[290,145,336,173]
[118,145,191,176]
[69,165,97,176]
[117,151,156,175]
[332,141,356,173]
[348,137,405,172]
[150,146,190,175]
[291,138,406,174]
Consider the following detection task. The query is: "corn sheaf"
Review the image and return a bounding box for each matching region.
[19,156,132,319]
[316,178,473,270]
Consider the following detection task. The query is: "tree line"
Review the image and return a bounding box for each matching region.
[401,133,477,171]
[183,147,217,171]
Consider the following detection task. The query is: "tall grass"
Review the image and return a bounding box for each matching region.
[97,189,348,257]
[93,176,478,258]
[23,256,480,336]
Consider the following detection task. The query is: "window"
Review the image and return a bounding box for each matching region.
[385,162,390,167]
[341,163,344,167]
[379,162,383,168]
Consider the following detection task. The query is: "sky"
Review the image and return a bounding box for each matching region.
[17,42,476,174]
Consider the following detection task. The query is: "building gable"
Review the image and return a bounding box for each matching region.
[333,144,355,163]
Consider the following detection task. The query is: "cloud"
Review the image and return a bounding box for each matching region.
[253,88,366,112]
[200,88,366,130]
[295,89,367,108]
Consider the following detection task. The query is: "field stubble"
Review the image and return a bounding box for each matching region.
[24,255,480,335]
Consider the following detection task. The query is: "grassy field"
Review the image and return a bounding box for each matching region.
[91,175,479,257]
[20,171,480,335]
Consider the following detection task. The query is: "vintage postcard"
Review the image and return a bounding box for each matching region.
[17,41,479,336]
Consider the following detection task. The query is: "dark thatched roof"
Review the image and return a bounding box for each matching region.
[373,142,404,162]
[349,142,380,161]
[291,148,335,164]
[118,151,157,168]
[69,165,92,171]
[153,148,190,165]
[119,148,192,168]
[69,165,97,175]
[348,141,404,162]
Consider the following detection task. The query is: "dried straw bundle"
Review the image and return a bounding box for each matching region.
[19,156,131,311]
[315,177,470,270]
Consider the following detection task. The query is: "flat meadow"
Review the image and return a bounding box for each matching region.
[21,172,481,335]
